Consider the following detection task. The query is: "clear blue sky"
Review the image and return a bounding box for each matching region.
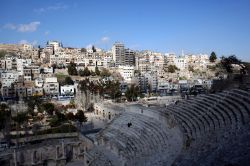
[1,0,250,61]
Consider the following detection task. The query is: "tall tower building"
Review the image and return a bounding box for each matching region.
[112,42,125,66]
[125,49,135,66]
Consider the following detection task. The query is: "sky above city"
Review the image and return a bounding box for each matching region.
[0,0,250,61]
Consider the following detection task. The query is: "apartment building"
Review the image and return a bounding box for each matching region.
[118,66,135,83]
[124,49,135,66]
[0,70,19,87]
[112,42,125,66]
[60,85,75,96]
[43,77,59,97]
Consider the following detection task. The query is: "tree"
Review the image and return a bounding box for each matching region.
[0,104,10,130]
[49,116,60,127]
[78,69,84,77]
[67,62,78,75]
[188,65,194,72]
[51,63,57,69]
[209,52,217,63]
[83,67,91,76]
[26,96,42,114]
[167,65,178,73]
[41,103,55,115]
[100,68,111,77]
[75,110,88,124]
[66,112,75,121]
[221,55,245,73]
[12,112,28,127]
[80,48,87,53]
[95,66,100,76]
[102,80,121,100]
[79,67,91,76]
[87,103,95,112]
[90,70,96,76]
[92,46,96,53]
[0,50,7,59]
[64,76,74,85]
[147,83,152,95]
[56,111,67,122]
[125,84,140,101]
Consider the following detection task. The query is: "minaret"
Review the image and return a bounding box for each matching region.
[182,50,184,57]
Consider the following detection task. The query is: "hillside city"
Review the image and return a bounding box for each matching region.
[0,41,222,100]
[0,40,249,165]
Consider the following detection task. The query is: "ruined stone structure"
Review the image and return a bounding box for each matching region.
[0,134,93,166]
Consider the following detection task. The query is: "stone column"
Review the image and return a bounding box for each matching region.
[13,149,17,166]
[62,140,65,158]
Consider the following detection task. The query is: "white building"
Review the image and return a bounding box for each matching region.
[144,72,158,92]
[0,70,19,87]
[0,56,14,70]
[35,78,44,88]
[22,44,33,51]
[165,53,176,64]
[46,41,61,52]
[43,77,59,96]
[42,67,54,73]
[60,85,75,96]
[174,56,188,70]
[118,66,135,83]
[16,58,32,75]
[49,52,70,65]
[157,81,170,93]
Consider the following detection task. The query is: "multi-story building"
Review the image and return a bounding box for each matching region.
[22,44,33,51]
[49,52,70,66]
[0,70,19,87]
[35,78,44,88]
[118,66,135,83]
[23,68,32,81]
[0,56,16,70]
[157,81,170,94]
[42,67,54,74]
[136,74,148,93]
[43,77,59,97]
[1,86,15,98]
[15,83,27,98]
[138,61,151,73]
[174,56,188,70]
[145,71,158,92]
[124,49,135,66]
[16,58,32,75]
[112,42,125,66]
[46,41,61,52]
[60,85,75,96]
[165,53,176,64]
[32,87,44,96]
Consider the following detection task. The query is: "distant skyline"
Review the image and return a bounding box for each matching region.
[0,0,250,61]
